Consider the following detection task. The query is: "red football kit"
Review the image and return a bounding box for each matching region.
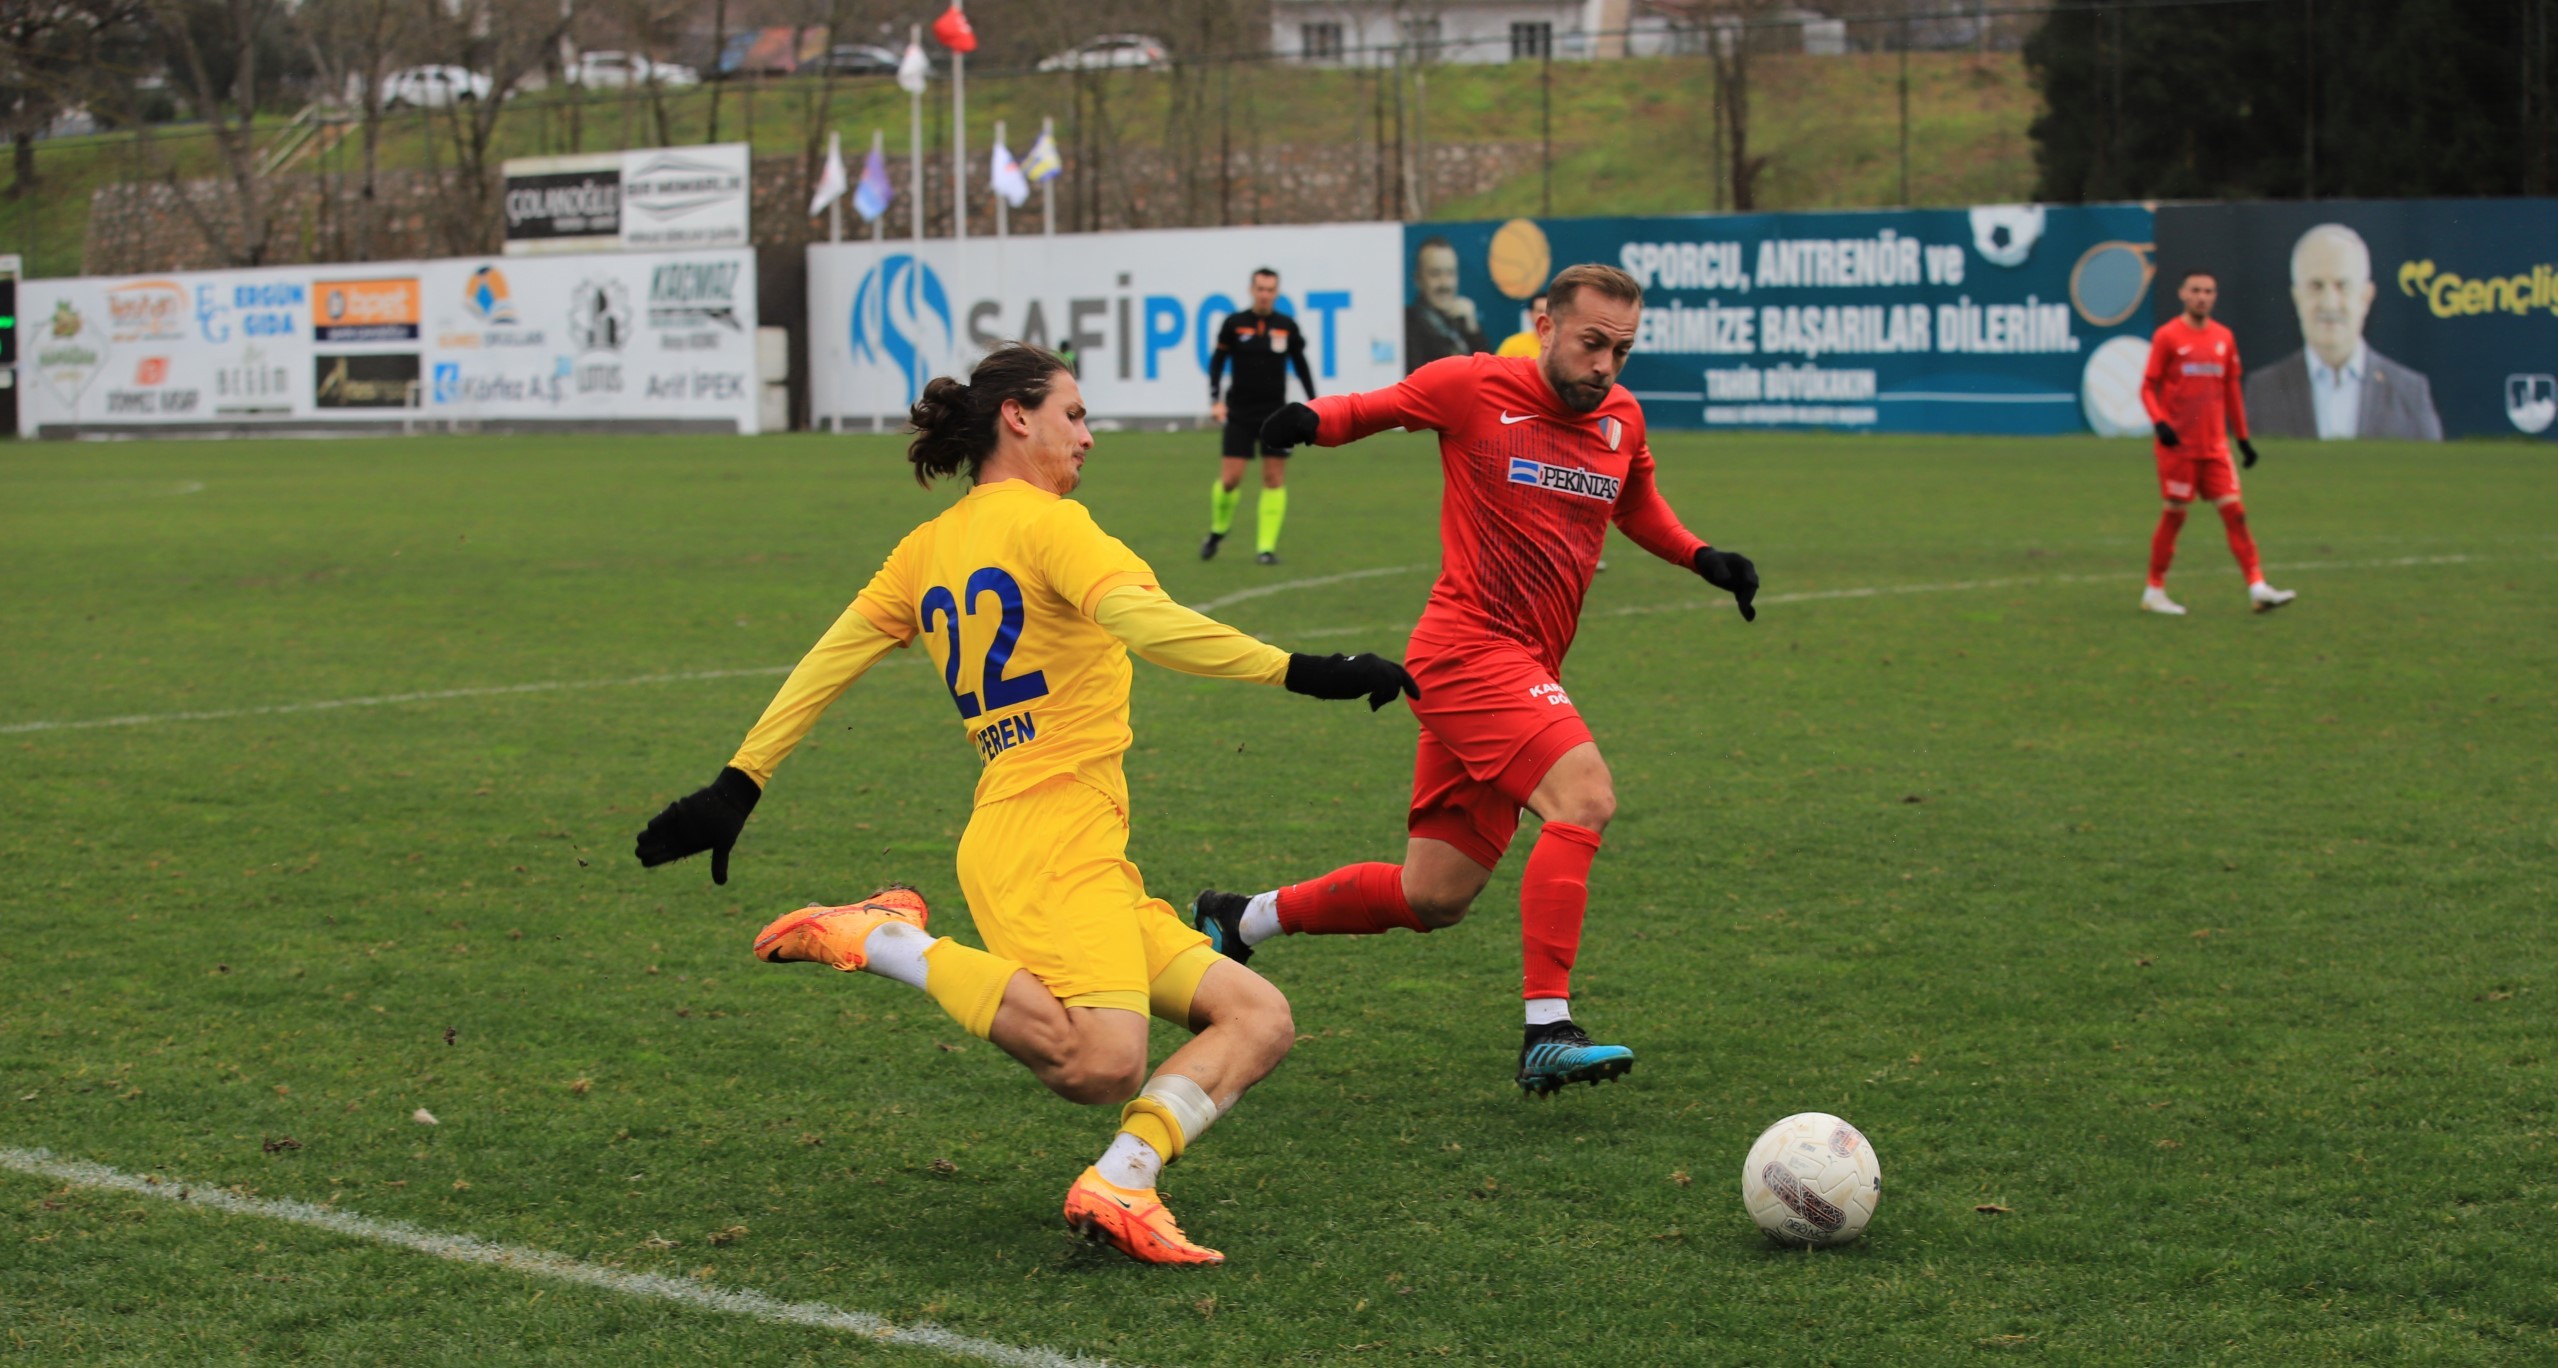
[1275,353,1714,1001]
[2138,314,2268,591]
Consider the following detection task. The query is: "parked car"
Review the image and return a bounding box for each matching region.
[1033,34,1168,72]
[815,44,905,77]
[381,65,492,109]
[568,51,700,90]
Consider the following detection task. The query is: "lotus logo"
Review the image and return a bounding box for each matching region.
[850,254,954,406]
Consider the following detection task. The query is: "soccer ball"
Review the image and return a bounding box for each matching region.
[1741,1112,1881,1247]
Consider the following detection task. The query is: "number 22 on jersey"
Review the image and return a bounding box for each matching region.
[919,567,1052,722]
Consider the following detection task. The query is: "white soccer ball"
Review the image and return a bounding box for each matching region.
[1741,1112,1881,1247]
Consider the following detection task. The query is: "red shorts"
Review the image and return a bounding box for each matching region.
[2155,448,2240,503]
[1403,638,1596,870]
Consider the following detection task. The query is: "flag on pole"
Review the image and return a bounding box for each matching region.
[896,39,930,94]
[931,3,977,53]
[990,138,1031,208]
[1022,125,1063,184]
[808,130,848,218]
[853,141,895,221]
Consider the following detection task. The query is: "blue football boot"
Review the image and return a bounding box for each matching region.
[1189,888,1254,967]
[1517,1020,1633,1096]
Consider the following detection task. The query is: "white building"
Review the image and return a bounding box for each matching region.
[1271,1,1850,65]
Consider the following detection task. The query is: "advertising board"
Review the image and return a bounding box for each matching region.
[808,224,1405,427]
[502,144,751,257]
[1404,207,2162,435]
[18,248,759,435]
[2154,199,2558,441]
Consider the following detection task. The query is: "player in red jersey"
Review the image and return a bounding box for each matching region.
[1187,263,1759,1094]
[2140,271,2297,616]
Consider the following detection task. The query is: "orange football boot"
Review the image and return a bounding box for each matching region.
[1061,1166,1225,1266]
[751,885,929,971]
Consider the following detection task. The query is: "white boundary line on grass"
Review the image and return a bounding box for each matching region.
[0,1146,1115,1368]
[1,552,2531,736]
[0,666,795,736]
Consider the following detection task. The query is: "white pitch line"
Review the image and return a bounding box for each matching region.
[1187,563,1425,613]
[0,1147,1114,1368]
[2,552,2534,736]
[0,665,794,736]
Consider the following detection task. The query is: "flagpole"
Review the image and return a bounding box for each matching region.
[870,129,886,244]
[952,2,967,245]
[908,23,924,244]
[828,133,843,243]
[994,118,1008,238]
[1041,115,1055,236]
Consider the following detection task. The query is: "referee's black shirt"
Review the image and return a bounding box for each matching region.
[1208,309,1317,410]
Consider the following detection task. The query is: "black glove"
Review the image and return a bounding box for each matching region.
[1284,653,1421,711]
[1693,547,1759,622]
[634,766,761,885]
[2238,438,2259,468]
[1259,403,1321,453]
[2153,419,2180,448]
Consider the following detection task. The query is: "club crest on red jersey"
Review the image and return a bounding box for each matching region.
[1596,415,1623,451]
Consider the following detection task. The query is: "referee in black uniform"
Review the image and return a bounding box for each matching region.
[1202,267,1318,565]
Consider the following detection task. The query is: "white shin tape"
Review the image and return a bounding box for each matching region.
[1141,1074,1223,1152]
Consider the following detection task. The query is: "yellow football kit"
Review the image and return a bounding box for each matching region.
[728,480,1289,1022]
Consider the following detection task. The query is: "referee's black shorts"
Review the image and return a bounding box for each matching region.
[1221,404,1287,459]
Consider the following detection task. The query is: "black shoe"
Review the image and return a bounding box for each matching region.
[1255,551,1280,566]
[1200,532,1225,561]
[1517,1020,1634,1096]
[1188,888,1253,966]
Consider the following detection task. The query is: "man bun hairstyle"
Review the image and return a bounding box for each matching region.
[906,342,1069,488]
[1546,263,1644,319]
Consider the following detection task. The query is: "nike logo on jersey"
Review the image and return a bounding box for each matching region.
[1508,456,1622,502]
[1499,411,1537,425]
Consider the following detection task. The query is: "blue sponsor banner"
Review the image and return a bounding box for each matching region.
[1403,206,2159,435]
[2155,199,2558,441]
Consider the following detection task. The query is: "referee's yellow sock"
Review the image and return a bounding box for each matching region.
[1209,481,1240,537]
[920,939,1021,1040]
[1255,486,1288,556]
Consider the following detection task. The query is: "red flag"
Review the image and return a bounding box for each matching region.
[931,4,977,53]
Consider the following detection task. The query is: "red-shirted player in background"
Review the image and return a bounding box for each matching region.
[2141,271,2297,616]
[1188,264,1759,1095]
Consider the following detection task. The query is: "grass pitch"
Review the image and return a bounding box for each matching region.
[2,428,2552,1365]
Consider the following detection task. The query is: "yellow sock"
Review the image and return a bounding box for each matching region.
[1255,485,1289,556]
[1209,480,1241,536]
[1118,1103,1181,1169]
[921,938,1020,1040]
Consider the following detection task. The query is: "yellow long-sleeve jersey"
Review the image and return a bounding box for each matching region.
[729,480,1288,809]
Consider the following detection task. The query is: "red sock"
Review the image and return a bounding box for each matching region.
[1520,822,1603,1002]
[1275,862,1421,936]
[2148,506,2189,588]
[2218,501,2263,584]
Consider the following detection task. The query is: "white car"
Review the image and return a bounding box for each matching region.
[569,52,701,90]
[381,65,492,109]
[1034,34,1168,72]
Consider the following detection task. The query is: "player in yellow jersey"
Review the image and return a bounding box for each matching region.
[634,344,1417,1266]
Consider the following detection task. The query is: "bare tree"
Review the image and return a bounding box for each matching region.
[141,0,290,264]
[3,2,148,198]
[415,0,573,256]
[299,0,415,259]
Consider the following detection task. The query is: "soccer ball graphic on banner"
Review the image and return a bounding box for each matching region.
[1741,1113,1881,1247]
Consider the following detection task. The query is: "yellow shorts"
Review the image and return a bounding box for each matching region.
[954,775,1217,1021]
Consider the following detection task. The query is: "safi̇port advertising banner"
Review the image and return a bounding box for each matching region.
[808,224,1404,427]
[1402,206,2161,435]
[18,248,758,436]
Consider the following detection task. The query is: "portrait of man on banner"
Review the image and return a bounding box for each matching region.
[2244,223,2444,442]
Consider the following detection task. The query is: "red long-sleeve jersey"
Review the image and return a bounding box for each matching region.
[2141,315,2249,455]
[1309,352,1709,673]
